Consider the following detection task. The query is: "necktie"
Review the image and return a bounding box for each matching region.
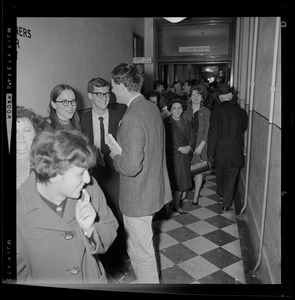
[99,117,106,151]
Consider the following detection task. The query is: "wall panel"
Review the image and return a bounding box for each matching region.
[17,18,144,115]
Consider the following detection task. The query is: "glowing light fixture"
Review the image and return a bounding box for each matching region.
[163,17,186,23]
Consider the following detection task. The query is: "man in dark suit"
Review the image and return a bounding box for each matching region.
[109,63,172,283]
[79,77,127,281]
[207,83,248,211]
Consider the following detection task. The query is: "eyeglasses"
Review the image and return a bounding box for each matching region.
[55,99,77,107]
[92,91,111,98]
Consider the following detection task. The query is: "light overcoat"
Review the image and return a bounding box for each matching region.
[17,173,118,285]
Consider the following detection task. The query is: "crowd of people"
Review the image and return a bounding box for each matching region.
[16,64,247,285]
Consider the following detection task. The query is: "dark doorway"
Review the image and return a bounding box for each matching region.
[158,62,230,86]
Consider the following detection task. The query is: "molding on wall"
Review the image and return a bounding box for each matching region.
[238,171,273,283]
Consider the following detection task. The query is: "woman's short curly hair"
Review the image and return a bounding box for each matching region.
[167,96,187,112]
[17,106,44,133]
[30,130,97,183]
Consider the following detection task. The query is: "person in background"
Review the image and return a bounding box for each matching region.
[179,78,198,202]
[173,80,185,98]
[189,84,211,206]
[79,77,127,282]
[183,79,199,101]
[153,80,169,119]
[145,90,161,109]
[203,81,221,111]
[153,80,165,97]
[43,84,82,132]
[164,97,195,215]
[207,83,248,211]
[17,130,118,285]
[109,63,172,283]
[166,84,176,93]
[17,106,44,189]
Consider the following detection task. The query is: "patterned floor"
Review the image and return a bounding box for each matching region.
[110,171,247,285]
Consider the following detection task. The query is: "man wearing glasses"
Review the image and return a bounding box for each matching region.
[79,77,127,282]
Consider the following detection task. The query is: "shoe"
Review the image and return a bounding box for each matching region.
[222,206,229,212]
[192,196,199,206]
[173,208,188,215]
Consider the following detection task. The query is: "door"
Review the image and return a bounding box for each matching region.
[158,62,231,86]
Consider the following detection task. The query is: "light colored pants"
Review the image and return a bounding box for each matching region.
[123,214,159,283]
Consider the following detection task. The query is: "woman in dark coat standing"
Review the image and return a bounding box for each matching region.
[164,97,195,215]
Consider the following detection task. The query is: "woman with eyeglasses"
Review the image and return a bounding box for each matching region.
[43,84,82,132]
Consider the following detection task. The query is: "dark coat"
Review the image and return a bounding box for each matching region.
[207,100,248,168]
[79,103,126,221]
[164,115,195,191]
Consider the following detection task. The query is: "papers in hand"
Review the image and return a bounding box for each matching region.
[105,133,122,155]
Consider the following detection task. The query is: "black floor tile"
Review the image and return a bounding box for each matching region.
[206,193,222,202]
[201,247,241,269]
[160,265,196,284]
[198,269,242,284]
[172,213,201,225]
[166,226,199,243]
[205,203,225,214]
[203,229,237,246]
[204,215,235,228]
[160,243,197,264]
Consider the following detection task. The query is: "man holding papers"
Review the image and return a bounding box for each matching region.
[109,63,172,283]
[79,77,127,282]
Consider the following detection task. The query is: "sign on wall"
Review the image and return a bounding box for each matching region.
[179,46,210,53]
[133,57,153,64]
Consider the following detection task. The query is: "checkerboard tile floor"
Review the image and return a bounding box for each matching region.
[117,171,246,284]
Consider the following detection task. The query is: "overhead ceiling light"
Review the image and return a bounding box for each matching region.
[163,17,186,23]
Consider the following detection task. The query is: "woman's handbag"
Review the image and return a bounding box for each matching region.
[190,154,211,177]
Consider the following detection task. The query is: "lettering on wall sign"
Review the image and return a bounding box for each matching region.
[16,26,32,58]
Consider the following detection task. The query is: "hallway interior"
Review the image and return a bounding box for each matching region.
[109,170,262,285]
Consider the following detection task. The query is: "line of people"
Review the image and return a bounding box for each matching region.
[16,63,247,286]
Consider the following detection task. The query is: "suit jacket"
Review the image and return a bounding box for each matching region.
[17,172,118,285]
[113,95,172,217]
[79,103,126,221]
[79,103,126,147]
[207,100,248,167]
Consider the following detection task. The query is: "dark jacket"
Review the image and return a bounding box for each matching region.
[79,103,126,221]
[79,103,126,148]
[207,100,248,167]
[164,115,195,191]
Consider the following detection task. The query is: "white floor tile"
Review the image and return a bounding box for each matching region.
[182,236,219,255]
[221,240,242,259]
[200,188,216,197]
[186,220,218,235]
[178,256,219,280]
[222,260,246,284]
[158,252,174,270]
[153,218,182,232]
[198,196,218,207]
[155,232,179,250]
[221,223,239,238]
[189,207,217,220]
